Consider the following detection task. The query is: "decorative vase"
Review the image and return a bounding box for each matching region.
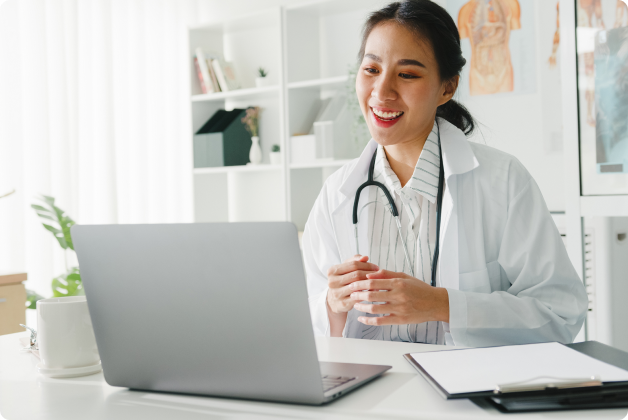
[255,77,270,88]
[249,136,262,165]
[269,151,282,165]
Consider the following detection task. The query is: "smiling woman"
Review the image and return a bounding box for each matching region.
[356,5,474,160]
[302,0,587,347]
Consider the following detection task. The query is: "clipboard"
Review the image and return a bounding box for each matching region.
[404,341,628,412]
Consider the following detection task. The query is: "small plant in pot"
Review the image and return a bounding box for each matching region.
[31,195,83,298]
[270,144,281,165]
[255,67,270,88]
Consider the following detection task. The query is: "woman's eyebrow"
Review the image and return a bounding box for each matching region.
[364,53,381,62]
[398,58,426,68]
[364,54,426,68]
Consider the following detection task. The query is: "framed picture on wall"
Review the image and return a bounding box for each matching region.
[577,0,628,195]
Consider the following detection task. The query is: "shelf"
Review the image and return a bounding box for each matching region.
[194,164,283,175]
[290,159,353,169]
[191,85,279,102]
[285,0,388,16]
[287,75,349,90]
[580,195,628,217]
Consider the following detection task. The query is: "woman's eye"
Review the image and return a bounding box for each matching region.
[364,67,378,74]
[400,73,418,79]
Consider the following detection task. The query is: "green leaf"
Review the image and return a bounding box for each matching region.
[32,195,75,251]
[26,289,45,310]
[31,204,52,213]
[60,215,75,250]
[35,212,55,222]
[42,224,61,234]
[42,223,68,249]
[41,195,56,205]
[51,267,82,297]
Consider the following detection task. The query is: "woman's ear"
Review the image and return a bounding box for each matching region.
[439,75,459,106]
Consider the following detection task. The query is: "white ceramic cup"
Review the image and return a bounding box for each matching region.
[37,296,100,370]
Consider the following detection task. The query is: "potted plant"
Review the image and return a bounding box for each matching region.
[241,107,262,165]
[255,67,270,88]
[31,196,83,298]
[270,144,282,165]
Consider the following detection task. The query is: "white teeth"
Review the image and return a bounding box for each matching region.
[373,108,403,119]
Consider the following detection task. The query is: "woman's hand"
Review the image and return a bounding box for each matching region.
[349,269,449,325]
[326,255,379,314]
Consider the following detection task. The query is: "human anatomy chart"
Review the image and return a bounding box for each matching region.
[457,0,521,95]
[448,0,536,98]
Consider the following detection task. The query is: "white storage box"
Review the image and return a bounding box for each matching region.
[290,135,317,164]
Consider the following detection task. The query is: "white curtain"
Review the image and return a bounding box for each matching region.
[0,0,209,297]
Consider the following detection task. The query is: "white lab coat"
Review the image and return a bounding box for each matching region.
[302,118,588,347]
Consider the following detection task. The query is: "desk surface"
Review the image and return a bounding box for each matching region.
[1,332,626,420]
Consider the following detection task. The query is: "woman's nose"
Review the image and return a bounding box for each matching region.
[371,71,397,102]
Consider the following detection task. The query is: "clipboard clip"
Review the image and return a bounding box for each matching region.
[494,376,603,394]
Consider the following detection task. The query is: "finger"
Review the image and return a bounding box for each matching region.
[328,261,379,277]
[329,270,375,288]
[349,290,391,302]
[345,254,369,263]
[356,315,401,326]
[354,302,389,314]
[349,278,394,292]
[365,269,410,280]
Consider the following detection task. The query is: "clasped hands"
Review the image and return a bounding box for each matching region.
[326,255,449,325]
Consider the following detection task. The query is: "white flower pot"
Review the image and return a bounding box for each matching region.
[269,152,282,165]
[255,77,270,88]
[249,136,262,165]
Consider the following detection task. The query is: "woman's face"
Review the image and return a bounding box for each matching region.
[356,22,456,147]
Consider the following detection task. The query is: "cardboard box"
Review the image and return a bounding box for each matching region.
[0,273,27,336]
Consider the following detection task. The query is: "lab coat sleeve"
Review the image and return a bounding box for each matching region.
[447,176,588,347]
[302,181,342,337]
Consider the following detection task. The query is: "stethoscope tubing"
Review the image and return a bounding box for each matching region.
[353,122,444,287]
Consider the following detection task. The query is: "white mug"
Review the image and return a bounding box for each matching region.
[37,296,100,371]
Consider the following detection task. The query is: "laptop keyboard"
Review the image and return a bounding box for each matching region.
[322,375,356,392]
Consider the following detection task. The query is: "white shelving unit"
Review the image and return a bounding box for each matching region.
[189,0,388,230]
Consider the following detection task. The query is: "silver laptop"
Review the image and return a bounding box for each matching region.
[72,222,390,405]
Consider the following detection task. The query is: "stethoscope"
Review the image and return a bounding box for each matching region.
[352,123,444,287]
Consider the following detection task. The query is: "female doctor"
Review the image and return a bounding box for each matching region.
[302,0,587,347]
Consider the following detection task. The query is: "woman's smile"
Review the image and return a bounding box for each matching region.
[370,106,405,128]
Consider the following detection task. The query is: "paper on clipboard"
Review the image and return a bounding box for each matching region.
[409,342,628,395]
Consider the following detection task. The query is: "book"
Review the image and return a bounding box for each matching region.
[194,57,209,94]
[194,47,214,94]
[206,59,221,92]
[212,59,241,92]
[221,61,241,91]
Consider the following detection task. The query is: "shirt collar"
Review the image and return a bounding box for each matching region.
[375,120,441,204]
[405,121,440,204]
[337,117,478,199]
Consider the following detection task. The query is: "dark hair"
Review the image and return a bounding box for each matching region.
[358,0,475,135]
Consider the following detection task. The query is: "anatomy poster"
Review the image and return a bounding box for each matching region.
[447,0,537,98]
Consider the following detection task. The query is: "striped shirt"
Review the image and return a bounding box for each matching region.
[358,120,444,344]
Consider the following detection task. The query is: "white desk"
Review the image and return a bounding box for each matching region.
[1,332,626,420]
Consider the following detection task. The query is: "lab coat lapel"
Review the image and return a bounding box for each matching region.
[331,139,378,261]
[436,119,479,291]
[330,140,379,339]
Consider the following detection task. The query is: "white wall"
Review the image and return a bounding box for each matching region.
[0,0,206,298]
[445,0,565,212]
